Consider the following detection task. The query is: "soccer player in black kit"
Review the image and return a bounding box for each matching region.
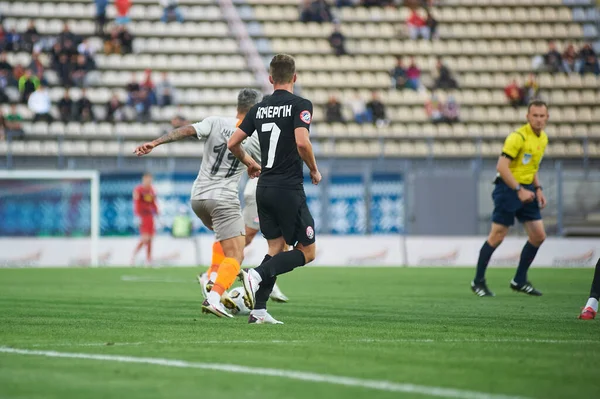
[228,54,321,324]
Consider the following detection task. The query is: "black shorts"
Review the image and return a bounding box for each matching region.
[256,186,316,246]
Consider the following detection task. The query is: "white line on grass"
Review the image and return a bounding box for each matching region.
[25,337,600,348]
[0,346,528,399]
[120,276,194,283]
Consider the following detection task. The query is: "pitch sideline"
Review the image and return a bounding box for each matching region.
[0,346,527,399]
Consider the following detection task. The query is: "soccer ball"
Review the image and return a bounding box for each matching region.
[224,287,250,315]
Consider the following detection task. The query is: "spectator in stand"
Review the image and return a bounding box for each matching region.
[134,87,152,122]
[119,26,134,54]
[56,54,73,87]
[115,0,132,25]
[328,23,347,56]
[95,0,109,36]
[350,93,370,124]
[406,9,429,40]
[0,51,13,82]
[0,26,6,51]
[523,73,540,103]
[425,9,438,41]
[299,0,333,23]
[141,69,156,104]
[366,91,387,127]
[325,95,344,123]
[336,0,353,5]
[5,28,21,52]
[160,0,184,23]
[22,20,40,53]
[543,41,563,73]
[504,79,524,108]
[58,23,77,48]
[28,84,53,122]
[18,69,39,103]
[362,0,395,5]
[406,57,421,91]
[5,103,25,140]
[28,52,46,84]
[58,88,74,122]
[156,72,175,107]
[442,95,459,123]
[126,72,140,105]
[433,58,458,89]
[104,28,122,55]
[75,88,95,122]
[424,94,443,123]
[12,63,25,82]
[105,92,125,122]
[0,71,9,103]
[577,43,600,76]
[78,38,95,58]
[71,54,91,87]
[390,57,408,90]
[562,43,577,74]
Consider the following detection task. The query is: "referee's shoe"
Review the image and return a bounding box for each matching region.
[510,279,543,296]
[471,280,495,297]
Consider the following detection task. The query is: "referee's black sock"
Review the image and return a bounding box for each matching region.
[254,249,306,280]
[474,241,498,283]
[589,258,600,300]
[513,241,540,285]
[254,255,274,310]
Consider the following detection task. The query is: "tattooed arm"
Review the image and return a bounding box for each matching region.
[133,125,197,156]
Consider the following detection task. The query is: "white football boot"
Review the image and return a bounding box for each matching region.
[248,310,283,324]
[269,283,289,303]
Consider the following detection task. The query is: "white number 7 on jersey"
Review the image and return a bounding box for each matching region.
[262,122,281,168]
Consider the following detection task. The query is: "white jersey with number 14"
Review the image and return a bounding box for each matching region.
[190,116,260,203]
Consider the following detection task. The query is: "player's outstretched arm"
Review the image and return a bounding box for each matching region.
[133,125,197,156]
[295,127,321,185]
[228,129,261,178]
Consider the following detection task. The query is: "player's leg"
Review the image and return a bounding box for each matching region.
[131,237,145,265]
[579,258,600,320]
[200,200,246,318]
[510,197,545,296]
[245,226,259,247]
[472,182,516,296]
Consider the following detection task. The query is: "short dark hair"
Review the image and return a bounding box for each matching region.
[527,100,548,112]
[237,88,262,114]
[269,54,296,85]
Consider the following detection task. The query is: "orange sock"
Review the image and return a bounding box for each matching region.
[207,241,225,279]
[214,257,241,293]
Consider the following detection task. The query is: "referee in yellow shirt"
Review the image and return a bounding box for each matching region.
[471,100,549,297]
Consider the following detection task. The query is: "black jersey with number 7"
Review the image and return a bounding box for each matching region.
[238,89,313,190]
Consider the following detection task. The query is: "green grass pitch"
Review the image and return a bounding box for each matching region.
[0,267,599,399]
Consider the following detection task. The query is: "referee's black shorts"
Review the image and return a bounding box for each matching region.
[256,186,316,246]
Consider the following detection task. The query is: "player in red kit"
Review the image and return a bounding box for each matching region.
[131,173,158,265]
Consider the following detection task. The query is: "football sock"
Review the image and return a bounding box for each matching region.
[254,249,306,280]
[254,255,274,310]
[513,241,540,284]
[207,290,221,304]
[474,241,498,282]
[588,258,600,300]
[214,257,241,293]
[208,241,225,280]
[585,298,599,313]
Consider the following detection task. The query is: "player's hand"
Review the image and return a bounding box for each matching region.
[310,169,322,185]
[134,142,156,156]
[536,190,547,209]
[517,188,535,203]
[247,162,261,179]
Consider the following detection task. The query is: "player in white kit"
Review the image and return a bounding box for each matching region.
[133,88,262,318]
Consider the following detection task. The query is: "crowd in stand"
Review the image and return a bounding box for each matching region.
[538,41,599,75]
[504,74,540,108]
[324,91,388,127]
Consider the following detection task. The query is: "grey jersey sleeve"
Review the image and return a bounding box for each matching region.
[245,132,261,163]
[191,117,213,139]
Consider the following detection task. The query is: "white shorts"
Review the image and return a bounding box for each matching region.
[191,199,245,241]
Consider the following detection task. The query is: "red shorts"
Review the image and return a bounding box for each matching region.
[139,216,155,235]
